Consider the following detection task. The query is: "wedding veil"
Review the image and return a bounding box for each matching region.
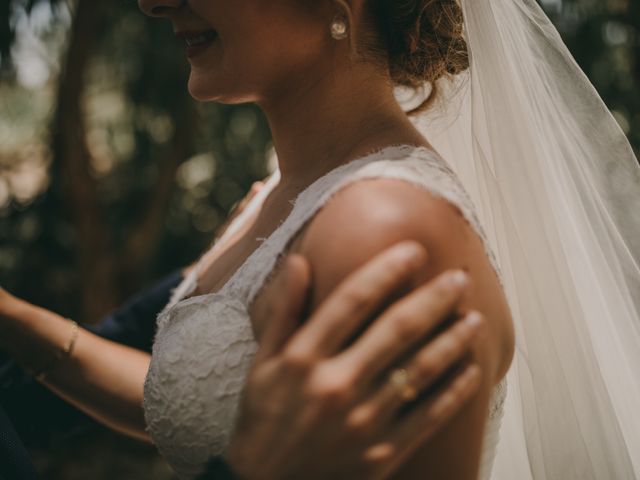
[406,0,640,478]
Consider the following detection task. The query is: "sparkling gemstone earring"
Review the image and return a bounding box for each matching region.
[330,16,349,40]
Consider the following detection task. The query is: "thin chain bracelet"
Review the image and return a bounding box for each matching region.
[32,319,80,382]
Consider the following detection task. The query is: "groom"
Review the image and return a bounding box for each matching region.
[0,245,482,479]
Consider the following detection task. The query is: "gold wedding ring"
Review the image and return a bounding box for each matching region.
[389,368,418,402]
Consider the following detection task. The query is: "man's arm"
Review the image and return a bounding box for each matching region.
[0,405,38,480]
[85,270,183,351]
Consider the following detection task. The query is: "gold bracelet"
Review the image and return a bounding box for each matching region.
[33,319,79,382]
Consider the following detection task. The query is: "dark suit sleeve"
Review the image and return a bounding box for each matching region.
[0,405,38,480]
[196,457,240,480]
[85,270,183,351]
[0,271,183,446]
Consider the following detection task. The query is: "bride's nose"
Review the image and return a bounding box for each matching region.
[138,0,184,17]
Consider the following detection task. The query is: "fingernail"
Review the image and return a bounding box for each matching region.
[446,270,469,289]
[465,365,482,384]
[465,311,484,330]
[393,242,426,264]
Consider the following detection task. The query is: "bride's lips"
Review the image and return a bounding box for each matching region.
[175,30,218,59]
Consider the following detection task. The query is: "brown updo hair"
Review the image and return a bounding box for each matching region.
[364,0,469,114]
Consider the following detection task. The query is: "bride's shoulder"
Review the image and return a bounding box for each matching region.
[296,175,477,298]
[292,172,515,380]
[287,161,515,479]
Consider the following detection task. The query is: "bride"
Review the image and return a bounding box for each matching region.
[3,0,640,478]
[139,0,514,478]
[140,0,640,479]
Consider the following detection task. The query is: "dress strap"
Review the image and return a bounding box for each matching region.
[165,171,281,311]
[222,144,504,306]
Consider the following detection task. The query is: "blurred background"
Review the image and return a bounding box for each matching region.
[0,0,638,478]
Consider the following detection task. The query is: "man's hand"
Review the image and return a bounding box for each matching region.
[226,241,485,480]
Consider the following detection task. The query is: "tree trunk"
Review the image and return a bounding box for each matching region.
[50,0,118,322]
[120,100,199,290]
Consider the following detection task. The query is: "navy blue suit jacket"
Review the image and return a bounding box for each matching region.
[0,271,183,479]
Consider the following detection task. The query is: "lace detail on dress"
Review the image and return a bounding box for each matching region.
[144,144,507,479]
[144,295,257,479]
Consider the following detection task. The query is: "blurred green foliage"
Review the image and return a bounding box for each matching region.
[547,0,640,150]
[0,0,638,477]
[0,0,273,322]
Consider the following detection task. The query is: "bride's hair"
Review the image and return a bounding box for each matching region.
[364,0,469,114]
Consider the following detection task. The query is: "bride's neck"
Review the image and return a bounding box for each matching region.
[258,66,428,191]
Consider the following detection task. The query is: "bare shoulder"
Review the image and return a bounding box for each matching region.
[292,177,515,478]
[296,177,513,375]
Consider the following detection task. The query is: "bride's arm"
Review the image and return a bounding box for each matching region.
[291,178,515,480]
[0,291,151,442]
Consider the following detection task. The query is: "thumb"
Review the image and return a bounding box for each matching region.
[254,254,311,363]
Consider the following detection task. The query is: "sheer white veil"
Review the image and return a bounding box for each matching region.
[405,0,640,477]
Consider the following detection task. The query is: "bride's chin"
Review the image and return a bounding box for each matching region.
[187,67,260,105]
[187,75,215,102]
[187,74,241,105]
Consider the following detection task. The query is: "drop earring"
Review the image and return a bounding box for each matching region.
[330,16,349,40]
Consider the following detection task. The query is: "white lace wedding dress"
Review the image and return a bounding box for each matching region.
[144,144,508,479]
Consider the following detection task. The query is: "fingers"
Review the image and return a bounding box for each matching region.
[361,311,485,424]
[381,362,483,462]
[285,241,428,359]
[236,181,264,215]
[254,255,311,363]
[334,269,471,386]
[216,181,266,239]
